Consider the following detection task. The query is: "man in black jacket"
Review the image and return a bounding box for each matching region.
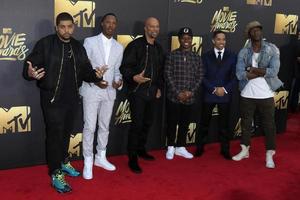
[120,17,164,174]
[23,12,103,193]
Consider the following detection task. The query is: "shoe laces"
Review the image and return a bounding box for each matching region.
[55,172,67,185]
[63,162,76,171]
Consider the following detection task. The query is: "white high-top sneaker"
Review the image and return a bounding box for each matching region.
[166,146,175,160]
[175,147,193,159]
[266,150,276,169]
[83,156,93,180]
[232,144,250,161]
[94,150,116,171]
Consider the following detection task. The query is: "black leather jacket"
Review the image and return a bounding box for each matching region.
[23,34,101,103]
[120,36,164,98]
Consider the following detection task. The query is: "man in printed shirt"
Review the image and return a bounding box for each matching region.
[164,27,204,160]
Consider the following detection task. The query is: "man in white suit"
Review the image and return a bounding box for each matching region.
[80,13,123,179]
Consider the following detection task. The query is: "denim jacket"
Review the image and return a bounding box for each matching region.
[236,40,283,91]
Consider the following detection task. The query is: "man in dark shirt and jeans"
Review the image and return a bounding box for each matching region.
[23,12,104,193]
[164,27,204,160]
[120,17,164,173]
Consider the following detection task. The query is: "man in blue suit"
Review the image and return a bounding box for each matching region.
[194,30,237,160]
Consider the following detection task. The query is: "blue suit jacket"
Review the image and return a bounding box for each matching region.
[202,49,237,103]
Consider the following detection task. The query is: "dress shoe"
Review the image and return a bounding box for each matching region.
[266,150,275,169]
[175,147,193,159]
[220,151,232,160]
[194,146,204,157]
[137,150,155,161]
[232,144,250,161]
[94,150,116,171]
[128,153,142,174]
[166,146,175,160]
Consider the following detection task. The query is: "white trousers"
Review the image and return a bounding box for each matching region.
[82,95,114,158]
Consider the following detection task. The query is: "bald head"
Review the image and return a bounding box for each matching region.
[144,17,160,42]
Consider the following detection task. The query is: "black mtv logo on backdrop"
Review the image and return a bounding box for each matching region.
[54,0,96,28]
[0,106,31,134]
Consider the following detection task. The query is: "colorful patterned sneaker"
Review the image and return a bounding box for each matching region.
[51,169,72,193]
[61,162,81,177]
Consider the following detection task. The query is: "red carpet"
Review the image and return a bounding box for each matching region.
[0,113,300,200]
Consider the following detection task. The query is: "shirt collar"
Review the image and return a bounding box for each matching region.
[214,47,225,55]
[100,33,113,44]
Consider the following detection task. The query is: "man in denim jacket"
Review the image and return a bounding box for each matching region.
[232,21,283,169]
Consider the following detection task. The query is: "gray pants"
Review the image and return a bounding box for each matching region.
[82,96,114,158]
[240,97,276,150]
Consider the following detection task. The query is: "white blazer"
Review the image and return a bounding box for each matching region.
[80,34,124,101]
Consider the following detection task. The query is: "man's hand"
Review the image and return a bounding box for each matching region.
[215,87,225,97]
[112,79,123,89]
[133,70,151,84]
[297,57,300,63]
[177,90,192,103]
[27,61,45,80]
[177,92,187,102]
[95,80,108,89]
[156,89,161,99]
[95,65,108,79]
[246,71,259,80]
[249,67,266,76]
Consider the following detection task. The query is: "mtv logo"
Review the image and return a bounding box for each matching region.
[175,0,203,4]
[212,104,219,116]
[233,118,242,137]
[54,0,96,28]
[274,14,298,35]
[0,106,31,134]
[246,0,272,6]
[117,35,142,49]
[68,133,82,158]
[114,99,131,125]
[186,123,197,144]
[274,91,289,110]
[171,36,202,56]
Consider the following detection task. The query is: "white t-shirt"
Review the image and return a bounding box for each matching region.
[241,52,274,99]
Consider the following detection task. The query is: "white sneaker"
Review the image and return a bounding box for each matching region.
[166,146,175,160]
[83,156,93,180]
[232,144,250,161]
[175,147,193,159]
[94,150,116,171]
[266,150,276,169]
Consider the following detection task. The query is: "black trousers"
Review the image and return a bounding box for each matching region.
[195,102,231,150]
[166,99,193,147]
[127,93,156,153]
[240,97,276,150]
[41,95,79,175]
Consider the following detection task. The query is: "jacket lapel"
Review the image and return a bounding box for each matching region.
[97,34,106,64]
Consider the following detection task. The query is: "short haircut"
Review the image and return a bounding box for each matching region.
[212,30,226,39]
[101,13,117,23]
[56,12,74,26]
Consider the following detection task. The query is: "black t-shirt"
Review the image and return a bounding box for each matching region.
[58,42,77,104]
